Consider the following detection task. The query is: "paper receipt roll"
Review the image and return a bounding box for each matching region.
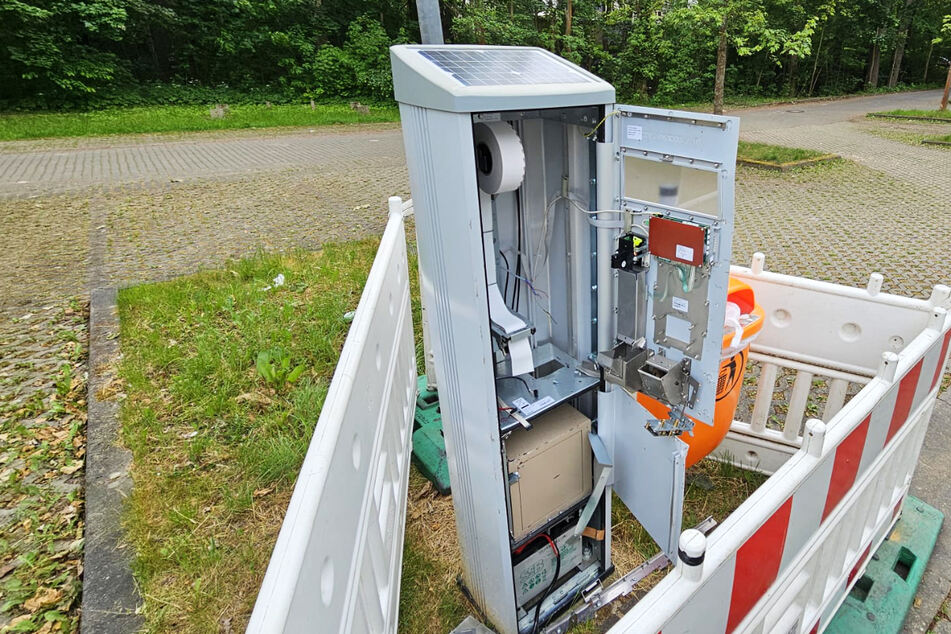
[473,121,525,194]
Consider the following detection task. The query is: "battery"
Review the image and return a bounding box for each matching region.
[513,530,584,606]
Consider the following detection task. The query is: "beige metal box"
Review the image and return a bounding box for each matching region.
[505,404,592,540]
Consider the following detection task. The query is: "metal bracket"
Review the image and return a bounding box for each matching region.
[543,517,717,634]
[573,433,613,538]
[643,357,700,436]
[597,341,649,392]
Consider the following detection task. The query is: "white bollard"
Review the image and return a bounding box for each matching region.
[679,529,707,583]
[804,419,826,458]
[388,196,403,217]
[880,351,900,383]
[866,273,883,296]
[751,252,765,275]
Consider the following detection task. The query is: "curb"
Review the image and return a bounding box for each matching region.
[737,154,841,171]
[922,140,951,147]
[81,287,143,633]
[868,113,951,123]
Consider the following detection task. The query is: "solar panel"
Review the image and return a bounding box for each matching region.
[419,48,595,87]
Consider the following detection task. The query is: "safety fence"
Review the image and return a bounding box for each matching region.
[610,260,951,633]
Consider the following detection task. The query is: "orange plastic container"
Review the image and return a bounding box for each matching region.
[636,277,764,468]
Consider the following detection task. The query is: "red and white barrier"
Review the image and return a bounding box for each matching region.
[609,264,951,634]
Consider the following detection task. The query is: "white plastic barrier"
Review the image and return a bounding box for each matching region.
[247,199,417,633]
[249,199,950,633]
[718,259,950,475]
[609,259,951,634]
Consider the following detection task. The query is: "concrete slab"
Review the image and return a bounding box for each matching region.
[903,392,951,633]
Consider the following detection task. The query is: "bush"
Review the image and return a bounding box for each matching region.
[306,16,405,101]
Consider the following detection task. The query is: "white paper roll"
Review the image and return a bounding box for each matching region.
[473,121,525,194]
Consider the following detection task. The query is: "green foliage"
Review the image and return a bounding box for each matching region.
[737,140,829,163]
[307,16,407,100]
[2,0,951,111]
[255,348,305,389]
[116,245,380,631]
[871,108,951,119]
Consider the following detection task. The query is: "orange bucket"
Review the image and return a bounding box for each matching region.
[637,277,764,468]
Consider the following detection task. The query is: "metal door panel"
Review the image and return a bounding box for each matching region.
[613,104,739,423]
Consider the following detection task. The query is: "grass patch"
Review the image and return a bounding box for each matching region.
[737,141,828,164]
[868,109,951,121]
[116,241,413,632]
[0,103,399,141]
[924,134,951,145]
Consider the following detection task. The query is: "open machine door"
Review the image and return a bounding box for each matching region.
[602,106,739,558]
[247,204,417,634]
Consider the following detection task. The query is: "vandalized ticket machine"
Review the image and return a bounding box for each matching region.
[391,45,739,633]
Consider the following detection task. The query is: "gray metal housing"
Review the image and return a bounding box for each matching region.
[390,45,615,113]
[394,44,739,634]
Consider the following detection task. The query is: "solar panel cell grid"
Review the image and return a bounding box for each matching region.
[419,48,594,87]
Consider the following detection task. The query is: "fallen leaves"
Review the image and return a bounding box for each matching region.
[24,587,63,612]
[235,391,273,406]
[0,300,88,633]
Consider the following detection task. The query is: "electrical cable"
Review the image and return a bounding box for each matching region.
[583,109,620,140]
[514,192,523,312]
[497,374,537,397]
[531,535,560,634]
[499,250,512,305]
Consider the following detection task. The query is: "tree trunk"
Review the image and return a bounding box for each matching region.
[887,0,916,88]
[923,40,933,83]
[713,16,728,115]
[808,26,825,96]
[942,64,951,111]
[787,54,800,97]
[867,29,882,88]
[565,0,573,36]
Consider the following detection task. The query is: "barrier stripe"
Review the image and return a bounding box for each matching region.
[726,497,793,631]
[610,316,949,634]
[821,415,870,521]
[886,359,923,443]
[847,542,872,586]
[931,330,951,391]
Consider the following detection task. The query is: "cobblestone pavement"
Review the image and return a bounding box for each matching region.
[0,123,403,199]
[730,90,951,298]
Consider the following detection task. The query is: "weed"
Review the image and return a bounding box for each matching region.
[255,348,305,389]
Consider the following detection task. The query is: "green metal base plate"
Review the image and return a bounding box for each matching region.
[412,375,451,495]
[826,495,943,633]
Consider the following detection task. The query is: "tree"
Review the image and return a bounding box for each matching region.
[888,0,918,87]
[937,14,951,109]
[0,0,130,105]
[667,0,833,113]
